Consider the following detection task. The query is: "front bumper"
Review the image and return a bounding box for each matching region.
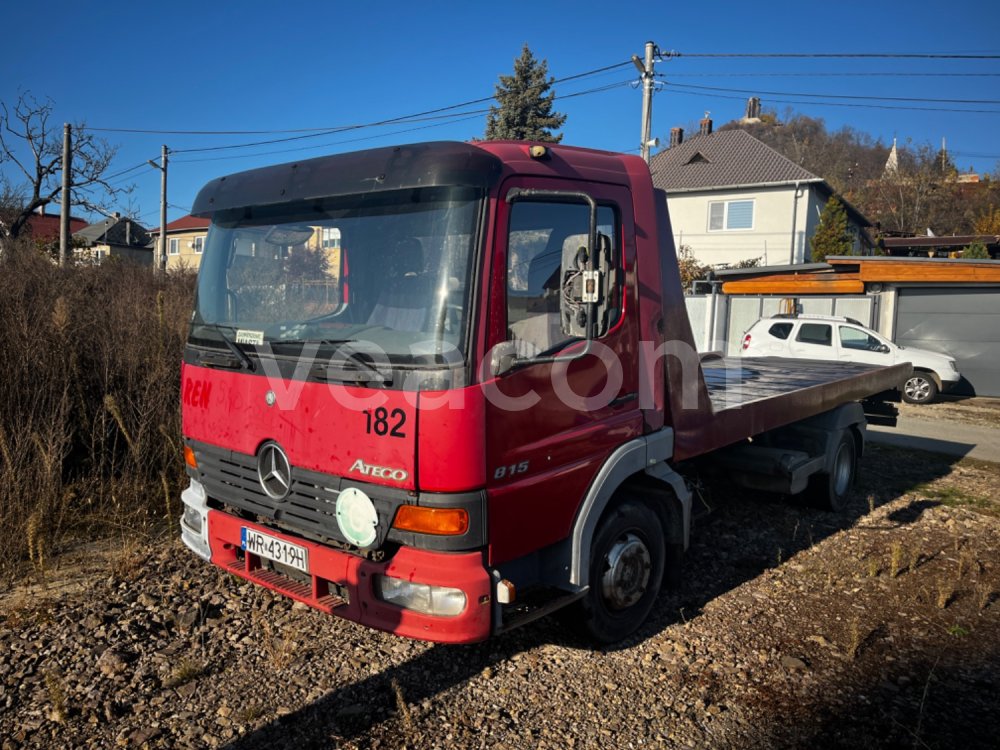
[181,485,493,644]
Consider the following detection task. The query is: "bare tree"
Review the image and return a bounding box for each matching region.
[0,91,120,246]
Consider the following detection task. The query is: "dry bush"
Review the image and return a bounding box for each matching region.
[0,241,194,576]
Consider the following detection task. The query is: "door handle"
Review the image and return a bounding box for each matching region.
[608,392,638,408]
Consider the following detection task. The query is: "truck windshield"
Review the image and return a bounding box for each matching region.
[191,186,481,367]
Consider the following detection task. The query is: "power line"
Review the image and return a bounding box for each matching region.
[951,150,1000,159]
[662,80,1000,105]
[170,80,633,167]
[83,60,633,139]
[666,71,1000,78]
[672,52,1000,59]
[103,159,157,181]
[661,86,1000,115]
[106,166,157,188]
[171,113,487,165]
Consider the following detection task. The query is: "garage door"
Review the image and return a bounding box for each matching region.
[895,287,1000,397]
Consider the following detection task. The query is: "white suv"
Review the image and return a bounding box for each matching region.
[740,314,961,404]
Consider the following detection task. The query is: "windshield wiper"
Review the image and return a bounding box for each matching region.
[202,325,255,371]
[313,347,393,385]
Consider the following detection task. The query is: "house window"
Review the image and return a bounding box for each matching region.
[321,227,341,250]
[708,199,755,231]
[169,238,179,255]
[193,236,204,254]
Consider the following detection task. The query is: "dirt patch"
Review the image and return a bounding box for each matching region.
[864,443,1000,517]
[900,396,1000,428]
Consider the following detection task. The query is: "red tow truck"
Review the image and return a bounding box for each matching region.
[179,141,906,644]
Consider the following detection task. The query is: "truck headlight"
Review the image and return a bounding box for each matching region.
[376,575,467,617]
[182,505,202,534]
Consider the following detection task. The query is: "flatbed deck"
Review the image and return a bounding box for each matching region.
[672,357,910,461]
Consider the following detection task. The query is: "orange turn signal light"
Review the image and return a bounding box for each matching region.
[392,505,469,536]
[183,445,198,469]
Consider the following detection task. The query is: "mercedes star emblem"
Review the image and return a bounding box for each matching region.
[257,442,292,500]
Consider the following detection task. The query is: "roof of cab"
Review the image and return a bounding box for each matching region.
[190,141,644,217]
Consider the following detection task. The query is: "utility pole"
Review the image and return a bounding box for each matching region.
[59,123,72,266]
[148,145,168,274]
[632,41,657,164]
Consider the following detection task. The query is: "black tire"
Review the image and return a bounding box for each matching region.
[573,500,666,644]
[806,430,857,512]
[901,373,939,404]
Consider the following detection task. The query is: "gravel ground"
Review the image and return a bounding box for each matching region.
[899,396,1000,429]
[1,445,998,749]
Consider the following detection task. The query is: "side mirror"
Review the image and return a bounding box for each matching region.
[877,344,890,354]
[490,340,519,377]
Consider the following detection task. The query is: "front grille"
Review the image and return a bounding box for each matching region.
[190,440,404,549]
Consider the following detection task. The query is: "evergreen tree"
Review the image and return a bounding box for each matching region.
[962,241,991,260]
[810,196,854,262]
[485,45,566,142]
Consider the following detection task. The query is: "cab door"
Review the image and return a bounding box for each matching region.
[482,178,641,565]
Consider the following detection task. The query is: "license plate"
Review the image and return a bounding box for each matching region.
[241,528,309,574]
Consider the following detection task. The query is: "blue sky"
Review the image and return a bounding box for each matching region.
[3,0,998,227]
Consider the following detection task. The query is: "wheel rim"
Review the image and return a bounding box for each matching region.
[832,441,853,497]
[904,376,931,402]
[600,532,652,610]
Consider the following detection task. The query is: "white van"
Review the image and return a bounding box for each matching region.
[740,314,960,404]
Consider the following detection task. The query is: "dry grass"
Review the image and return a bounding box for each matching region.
[890,542,905,578]
[252,607,301,671]
[165,657,206,688]
[392,678,414,735]
[0,243,194,577]
[936,579,954,610]
[43,670,68,723]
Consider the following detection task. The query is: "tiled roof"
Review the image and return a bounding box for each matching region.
[23,213,88,241]
[148,214,210,235]
[650,129,821,192]
[74,217,150,247]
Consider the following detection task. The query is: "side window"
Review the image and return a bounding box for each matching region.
[795,323,832,346]
[768,322,793,340]
[839,326,884,352]
[707,200,755,231]
[506,201,619,356]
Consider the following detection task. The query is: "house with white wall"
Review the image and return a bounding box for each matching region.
[650,125,873,267]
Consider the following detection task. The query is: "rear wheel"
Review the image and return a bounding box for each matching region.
[807,430,857,512]
[901,373,938,404]
[574,500,665,644]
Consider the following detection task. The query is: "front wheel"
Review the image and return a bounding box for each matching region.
[573,500,666,644]
[901,373,938,404]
